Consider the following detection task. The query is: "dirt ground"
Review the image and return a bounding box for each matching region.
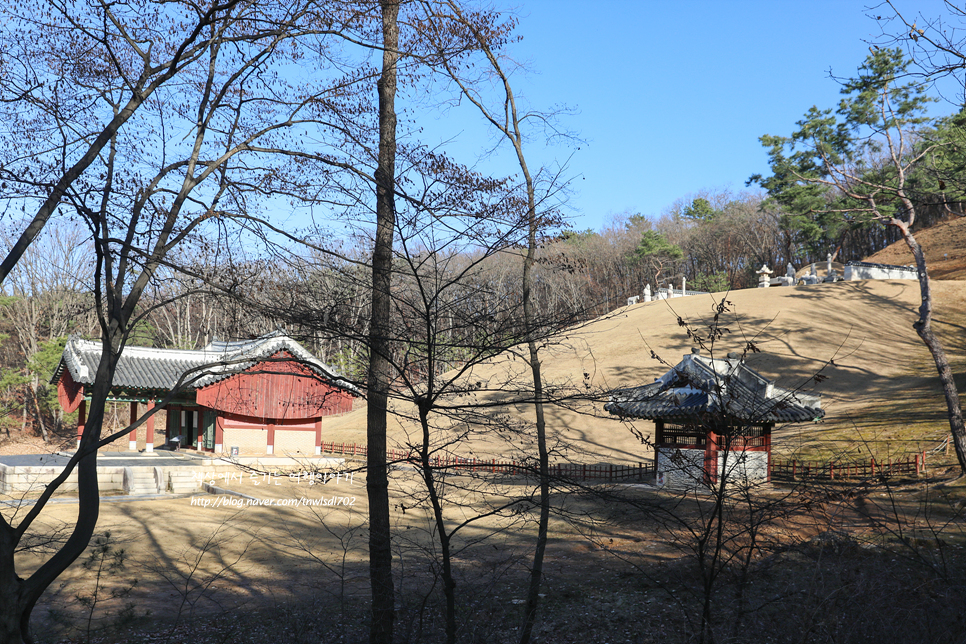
[11,466,966,643]
[13,468,596,640]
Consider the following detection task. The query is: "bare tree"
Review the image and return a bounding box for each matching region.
[0,223,94,440]
[0,2,383,639]
[413,4,575,640]
[0,0,253,284]
[366,3,400,642]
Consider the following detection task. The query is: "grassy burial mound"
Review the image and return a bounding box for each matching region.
[325,279,966,468]
[866,215,966,281]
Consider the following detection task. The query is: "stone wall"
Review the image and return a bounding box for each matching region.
[656,447,770,491]
[715,450,769,488]
[844,262,917,281]
[0,465,126,495]
[656,447,708,490]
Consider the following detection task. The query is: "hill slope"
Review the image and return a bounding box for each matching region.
[325,279,966,465]
[866,215,966,280]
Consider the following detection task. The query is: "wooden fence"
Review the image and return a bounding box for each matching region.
[320,441,927,484]
[319,441,654,482]
[770,452,926,481]
[321,441,368,458]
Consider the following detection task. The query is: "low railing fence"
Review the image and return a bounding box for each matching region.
[770,452,926,481]
[320,442,927,483]
[319,441,654,481]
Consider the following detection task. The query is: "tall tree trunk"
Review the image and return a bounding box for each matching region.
[0,524,24,642]
[19,391,27,434]
[519,278,549,644]
[2,339,115,643]
[367,2,399,643]
[417,404,457,644]
[896,221,966,474]
[518,138,549,644]
[417,6,553,637]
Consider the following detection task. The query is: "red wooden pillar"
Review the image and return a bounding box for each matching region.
[215,414,224,454]
[196,410,204,450]
[314,418,323,455]
[76,399,87,449]
[267,423,276,455]
[129,402,139,452]
[704,426,719,486]
[145,400,156,453]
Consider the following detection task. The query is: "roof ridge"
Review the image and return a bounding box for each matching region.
[54,332,358,395]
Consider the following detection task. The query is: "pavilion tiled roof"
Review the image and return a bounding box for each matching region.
[51,331,359,395]
[605,352,823,424]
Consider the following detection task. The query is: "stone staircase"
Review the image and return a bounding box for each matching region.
[123,467,161,495]
[167,470,200,494]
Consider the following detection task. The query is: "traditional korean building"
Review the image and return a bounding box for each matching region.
[52,332,358,456]
[605,349,823,489]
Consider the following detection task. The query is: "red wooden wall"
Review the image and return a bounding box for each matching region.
[57,368,85,413]
[195,351,353,421]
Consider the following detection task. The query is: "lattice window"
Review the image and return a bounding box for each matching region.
[660,423,707,448]
[719,423,770,449]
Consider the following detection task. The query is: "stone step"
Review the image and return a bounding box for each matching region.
[167,471,200,494]
[124,467,160,495]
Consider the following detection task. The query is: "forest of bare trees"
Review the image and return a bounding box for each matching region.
[1,179,960,441]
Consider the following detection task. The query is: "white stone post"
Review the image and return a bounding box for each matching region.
[643,284,652,302]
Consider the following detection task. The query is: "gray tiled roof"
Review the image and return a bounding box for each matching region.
[605,353,823,424]
[52,332,358,395]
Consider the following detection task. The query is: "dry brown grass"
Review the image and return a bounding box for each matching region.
[321,279,966,471]
[866,215,966,280]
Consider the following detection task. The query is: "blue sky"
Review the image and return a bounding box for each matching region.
[424,0,959,233]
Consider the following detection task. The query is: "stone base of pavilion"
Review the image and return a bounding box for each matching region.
[656,447,771,492]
